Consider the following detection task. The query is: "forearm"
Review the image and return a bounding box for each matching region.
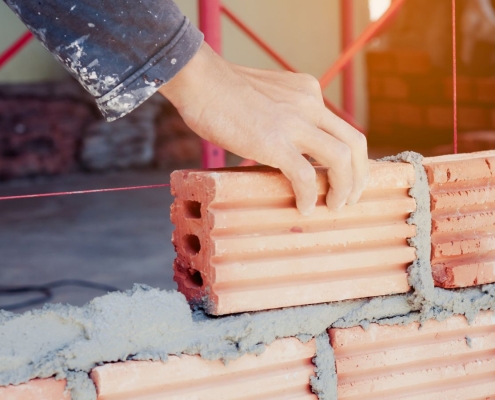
[3,0,203,121]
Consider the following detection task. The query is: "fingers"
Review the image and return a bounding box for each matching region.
[270,143,318,216]
[316,110,369,205]
[297,125,354,211]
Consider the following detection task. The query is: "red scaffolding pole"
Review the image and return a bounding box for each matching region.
[0,31,33,70]
[341,0,355,118]
[198,0,226,168]
[319,0,405,89]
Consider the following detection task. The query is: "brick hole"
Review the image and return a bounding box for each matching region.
[184,200,201,219]
[188,268,204,287]
[183,234,201,255]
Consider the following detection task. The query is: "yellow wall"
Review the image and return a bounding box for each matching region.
[0,2,68,82]
[0,0,370,125]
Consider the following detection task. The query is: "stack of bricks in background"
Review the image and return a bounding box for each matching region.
[367,49,495,150]
[0,82,96,179]
[0,82,201,180]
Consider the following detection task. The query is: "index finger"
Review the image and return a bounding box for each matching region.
[317,110,369,204]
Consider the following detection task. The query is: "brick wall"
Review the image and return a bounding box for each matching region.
[367,50,495,150]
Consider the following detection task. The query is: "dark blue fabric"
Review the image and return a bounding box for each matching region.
[3,0,203,121]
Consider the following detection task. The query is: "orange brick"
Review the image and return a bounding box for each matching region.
[171,161,416,315]
[367,51,394,73]
[475,78,495,103]
[396,104,424,127]
[394,50,431,75]
[444,76,474,103]
[0,378,69,400]
[369,101,397,125]
[91,338,317,400]
[367,76,382,98]
[423,150,495,288]
[329,311,495,399]
[458,106,490,131]
[426,106,453,130]
[381,77,409,99]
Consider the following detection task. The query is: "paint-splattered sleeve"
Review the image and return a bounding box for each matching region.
[3,0,204,121]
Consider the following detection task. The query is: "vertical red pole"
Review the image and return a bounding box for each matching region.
[198,0,226,168]
[341,0,355,117]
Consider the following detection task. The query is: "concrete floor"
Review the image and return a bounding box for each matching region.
[0,169,179,313]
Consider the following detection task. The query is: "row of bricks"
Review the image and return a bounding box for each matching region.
[4,311,495,399]
[367,50,431,76]
[369,101,495,132]
[368,75,495,105]
[171,150,495,315]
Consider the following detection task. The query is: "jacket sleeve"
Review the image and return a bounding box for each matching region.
[3,0,204,121]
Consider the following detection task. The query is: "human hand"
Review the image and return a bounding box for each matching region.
[159,43,369,215]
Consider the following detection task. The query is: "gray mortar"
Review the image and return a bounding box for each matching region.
[0,285,416,400]
[310,332,337,400]
[1,153,495,399]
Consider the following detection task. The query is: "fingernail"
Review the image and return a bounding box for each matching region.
[299,203,315,216]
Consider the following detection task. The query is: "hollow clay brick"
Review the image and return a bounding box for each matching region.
[423,150,495,288]
[91,338,317,400]
[0,378,69,400]
[171,161,416,315]
[329,311,495,399]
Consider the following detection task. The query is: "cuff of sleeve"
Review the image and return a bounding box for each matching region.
[95,18,204,122]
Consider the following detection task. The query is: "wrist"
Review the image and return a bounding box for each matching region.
[158,42,226,111]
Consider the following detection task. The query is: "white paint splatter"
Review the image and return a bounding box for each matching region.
[70,5,76,11]
[171,58,177,65]
[88,23,95,28]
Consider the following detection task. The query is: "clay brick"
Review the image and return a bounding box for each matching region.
[329,311,495,399]
[367,51,395,73]
[423,151,495,288]
[396,104,424,128]
[369,101,397,125]
[475,78,495,103]
[367,50,430,76]
[91,338,317,400]
[394,50,431,75]
[171,161,416,315]
[0,378,69,400]
[426,106,453,130]
[381,77,409,100]
[458,106,490,131]
[444,76,474,103]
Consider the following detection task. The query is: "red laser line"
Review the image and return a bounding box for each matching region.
[0,183,170,201]
[452,0,458,154]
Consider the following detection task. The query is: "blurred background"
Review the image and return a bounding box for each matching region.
[1,0,494,311]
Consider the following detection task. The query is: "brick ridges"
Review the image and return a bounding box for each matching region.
[90,338,317,400]
[171,161,416,315]
[330,311,495,399]
[0,378,69,400]
[424,151,495,288]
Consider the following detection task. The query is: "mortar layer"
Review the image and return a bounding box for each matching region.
[0,285,417,400]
